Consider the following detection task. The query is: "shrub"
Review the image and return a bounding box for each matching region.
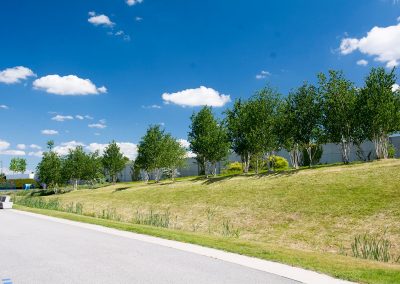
[388,143,396,158]
[222,161,243,174]
[269,155,289,170]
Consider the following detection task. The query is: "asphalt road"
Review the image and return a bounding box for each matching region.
[0,210,299,284]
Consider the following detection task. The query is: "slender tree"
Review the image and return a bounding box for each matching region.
[9,157,27,174]
[318,70,358,164]
[36,142,62,187]
[102,141,128,183]
[188,107,229,177]
[358,67,400,159]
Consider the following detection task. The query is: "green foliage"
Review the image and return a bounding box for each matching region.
[222,161,243,174]
[269,155,289,170]
[301,144,323,166]
[351,232,399,263]
[388,143,396,158]
[225,86,281,173]
[0,173,5,182]
[15,197,61,210]
[102,141,128,183]
[9,157,27,174]
[358,67,400,158]
[136,125,186,181]
[221,219,240,238]
[37,150,62,186]
[188,106,230,176]
[62,146,103,188]
[318,70,358,164]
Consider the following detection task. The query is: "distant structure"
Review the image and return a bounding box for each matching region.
[5,173,36,180]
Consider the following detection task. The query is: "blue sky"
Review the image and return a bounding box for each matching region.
[1,0,400,173]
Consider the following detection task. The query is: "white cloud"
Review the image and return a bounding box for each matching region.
[126,0,143,6]
[339,22,400,68]
[41,129,59,135]
[88,12,115,27]
[356,59,368,66]
[0,140,10,151]
[28,151,43,158]
[52,115,74,122]
[255,70,271,79]
[30,144,42,150]
[162,86,231,107]
[16,144,26,150]
[86,142,137,160]
[0,105,8,109]
[75,115,84,120]
[54,141,85,156]
[0,139,25,156]
[88,123,107,129]
[142,104,162,109]
[393,84,400,92]
[85,115,94,120]
[0,66,35,84]
[177,139,190,148]
[33,75,107,96]
[136,17,143,22]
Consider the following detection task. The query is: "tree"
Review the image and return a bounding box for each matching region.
[358,67,400,159]
[102,141,128,183]
[318,70,358,164]
[36,143,62,187]
[9,157,27,174]
[136,125,186,182]
[226,87,280,173]
[188,107,230,177]
[286,83,323,167]
[62,146,102,189]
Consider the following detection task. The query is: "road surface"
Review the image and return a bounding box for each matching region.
[0,210,299,284]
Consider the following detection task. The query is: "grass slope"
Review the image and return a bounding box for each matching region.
[15,160,400,283]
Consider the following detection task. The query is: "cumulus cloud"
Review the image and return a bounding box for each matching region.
[75,115,84,120]
[41,129,59,135]
[88,12,115,27]
[126,0,143,6]
[177,139,190,148]
[136,17,143,22]
[51,115,74,122]
[33,75,107,96]
[88,123,107,129]
[0,105,8,109]
[86,142,137,160]
[54,141,85,156]
[16,144,26,150]
[0,66,35,84]
[393,84,400,92]
[356,59,368,66]
[0,139,25,156]
[255,70,271,79]
[339,22,400,67]
[28,151,43,158]
[30,144,42,150]
[162,86,231,107]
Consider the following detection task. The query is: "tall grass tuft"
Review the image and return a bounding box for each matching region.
[133,209,170,228]
[15,197,61,210]
[351,232,398,262]
[221,219,240,238]
[98,207,122,221]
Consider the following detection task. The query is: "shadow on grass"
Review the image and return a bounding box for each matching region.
[113,186,131,193]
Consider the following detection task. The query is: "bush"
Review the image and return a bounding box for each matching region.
[388,143,396,158]
[269,155,289,170]
[222,161,243,174]
[8,179,40,189]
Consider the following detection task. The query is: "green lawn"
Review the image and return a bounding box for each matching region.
[14,159,400,283]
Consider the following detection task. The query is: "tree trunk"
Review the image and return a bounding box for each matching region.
[340,136,351,164]
[373,133,389,159]
[306,146,313,167]
[74,179,78,190]
[213,163,217,177]
[242,152,251,173]
[289,144,300,169]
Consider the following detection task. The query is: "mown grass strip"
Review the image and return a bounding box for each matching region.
[14,205,400,284]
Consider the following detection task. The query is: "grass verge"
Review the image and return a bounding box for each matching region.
[15,205,400,284]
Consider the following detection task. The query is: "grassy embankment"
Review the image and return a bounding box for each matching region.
[14,159,400,283]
